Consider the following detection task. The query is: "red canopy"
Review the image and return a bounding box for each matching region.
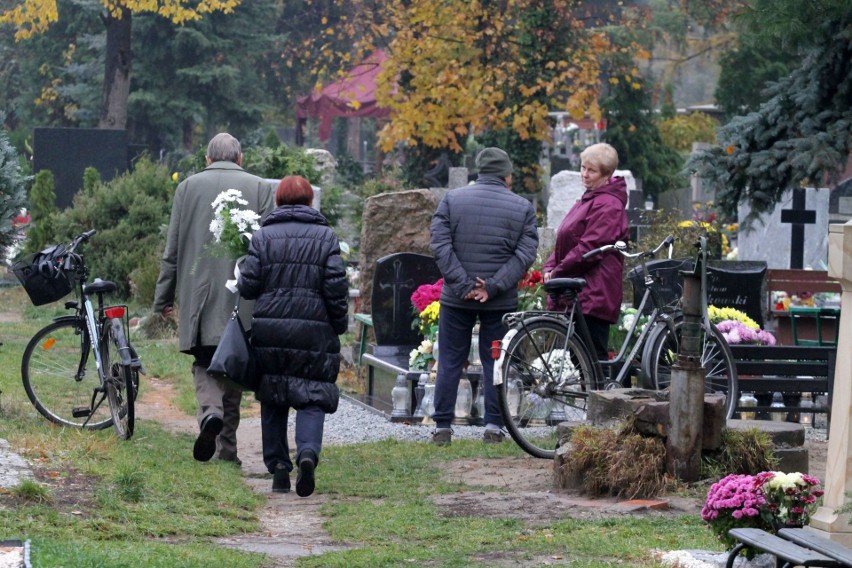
[296,51,391,142]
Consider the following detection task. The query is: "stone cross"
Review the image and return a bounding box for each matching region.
[780,188,817,269]
[810,219,852,544]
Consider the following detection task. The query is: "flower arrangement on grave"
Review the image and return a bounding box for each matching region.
[208,189,261,259]
[409,279,443,371]
[756,471,823,529]
[709,306,777,346]
[701,471,824,550]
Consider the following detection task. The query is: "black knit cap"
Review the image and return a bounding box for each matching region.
[475,147,513,177]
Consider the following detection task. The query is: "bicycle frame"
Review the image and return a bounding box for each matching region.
[56,231,133,426]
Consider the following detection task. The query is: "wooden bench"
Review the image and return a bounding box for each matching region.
[731,345,835,424]
[727,528,845,567]
[778,528,852,566]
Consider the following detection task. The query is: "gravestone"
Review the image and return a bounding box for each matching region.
[358,189,438,313]
[550,155,575,177]
[546,169,635,231]
[738,188,830,270]
[829,177,852,224]
[305,148,337,187]
[629,258,767,326]
[706,260,768,327]
[372,252,441,345]
[33,127,128,209]
[448,167,469,189]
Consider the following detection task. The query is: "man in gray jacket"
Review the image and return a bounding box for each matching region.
[154,133,273,463]
[429,147,538,445]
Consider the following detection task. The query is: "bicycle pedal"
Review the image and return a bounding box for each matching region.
[71,406,92,418]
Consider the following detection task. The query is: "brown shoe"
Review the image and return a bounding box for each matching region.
[431,429,452,446]
[483,430,506,443]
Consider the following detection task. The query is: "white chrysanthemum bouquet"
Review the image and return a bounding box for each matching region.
[208,189,261,259]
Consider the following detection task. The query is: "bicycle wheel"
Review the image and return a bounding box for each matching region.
[641,320,738,419]
[103,318,134,439]
[21,319,113,429]
[496,319,597,459]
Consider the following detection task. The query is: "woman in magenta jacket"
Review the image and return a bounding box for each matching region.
[542,143,629,361]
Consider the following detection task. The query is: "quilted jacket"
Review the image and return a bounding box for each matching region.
[237,204,349,412]
[430,175,539,311]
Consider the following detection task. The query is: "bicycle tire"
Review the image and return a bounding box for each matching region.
[641,320,739,419]
[104,318,134,439]
[495,318,597,459]
[21,319,113,430]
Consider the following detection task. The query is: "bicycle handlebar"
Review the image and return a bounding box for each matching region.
[582,234,674,261]
[62,230,97,272]
[68,229,97,253]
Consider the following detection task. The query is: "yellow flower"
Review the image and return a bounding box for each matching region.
[419,301,441,328]
[171,172,179,182]
[708,306,759,329]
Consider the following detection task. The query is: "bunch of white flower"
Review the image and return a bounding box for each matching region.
[208,189,261,259]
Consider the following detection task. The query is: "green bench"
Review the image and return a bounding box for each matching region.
[353,312,373,365]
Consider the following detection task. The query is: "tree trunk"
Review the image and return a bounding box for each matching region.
[98,8,132,130]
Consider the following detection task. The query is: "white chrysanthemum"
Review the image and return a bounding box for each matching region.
[230,208,261,232]
[211,188,245,211]
[209,217,225,242]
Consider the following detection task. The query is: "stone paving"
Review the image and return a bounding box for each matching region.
[0,439,32,489]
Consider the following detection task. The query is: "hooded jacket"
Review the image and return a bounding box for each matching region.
[543,176,629,323]
[237,204,349,413]
[430,175,539,311]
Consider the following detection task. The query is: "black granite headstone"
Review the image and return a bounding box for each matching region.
[706,260,767,327]
[33,127,129,209]
[371,252,442,346]
[629,258,767,327]
[550,155,574,177]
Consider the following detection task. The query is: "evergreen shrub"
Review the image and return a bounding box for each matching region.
[52,157,173,301]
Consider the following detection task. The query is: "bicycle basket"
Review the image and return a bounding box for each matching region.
[12,244,74,306]
[628,258,694,313]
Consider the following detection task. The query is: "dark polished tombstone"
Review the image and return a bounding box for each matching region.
[360,253,442,418]
[372,252,441,345]
[706,260,768,328]
[550,155,574,177]
[629,258,767,327]
[33,128,129,209]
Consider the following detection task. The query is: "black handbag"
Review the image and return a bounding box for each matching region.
[208,298,259,391]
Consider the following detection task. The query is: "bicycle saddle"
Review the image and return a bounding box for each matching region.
[83,278,117,296]
[543,278,587,293]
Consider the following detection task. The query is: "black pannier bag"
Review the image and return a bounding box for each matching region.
[12,243,74,306]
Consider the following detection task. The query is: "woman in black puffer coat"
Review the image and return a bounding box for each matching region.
[238,175,349,497]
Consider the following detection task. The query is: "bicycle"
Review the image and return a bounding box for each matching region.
[15,230,143,439]
[492,235,737,459]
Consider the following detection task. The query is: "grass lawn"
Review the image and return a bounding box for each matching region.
[0,284,723,567]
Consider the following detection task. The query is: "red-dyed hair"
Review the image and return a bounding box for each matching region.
[275,176,314,206]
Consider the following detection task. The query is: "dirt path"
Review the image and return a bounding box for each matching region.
[137,379,829,567]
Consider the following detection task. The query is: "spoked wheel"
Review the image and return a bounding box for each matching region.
[641,320,738,419]
[21,319,113,429]
[103,319,134,439]
[496,319,596,459]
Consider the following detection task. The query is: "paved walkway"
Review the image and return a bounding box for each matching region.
[0,439,32,489]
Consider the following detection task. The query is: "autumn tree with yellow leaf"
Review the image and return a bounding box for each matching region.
[283,0,624,194]
[0,0,242,129]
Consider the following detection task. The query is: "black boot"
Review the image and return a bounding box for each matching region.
[272,464,290,493]
[295,451,317,497]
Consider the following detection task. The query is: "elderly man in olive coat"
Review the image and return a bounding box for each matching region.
[154,133,274,463]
